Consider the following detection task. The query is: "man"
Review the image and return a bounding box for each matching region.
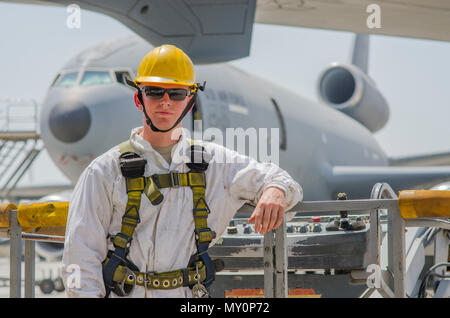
[62,44,303,298]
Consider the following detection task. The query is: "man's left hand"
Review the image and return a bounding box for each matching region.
[248,186,286,235]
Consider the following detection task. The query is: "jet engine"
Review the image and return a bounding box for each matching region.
[317,62,389,132]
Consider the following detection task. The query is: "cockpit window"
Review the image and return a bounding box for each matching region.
[55,72,78,87]
[115,71,131,85]
[80,71,113,86]
[51,73,61,86]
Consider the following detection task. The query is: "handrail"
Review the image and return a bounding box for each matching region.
[369,183,399,298]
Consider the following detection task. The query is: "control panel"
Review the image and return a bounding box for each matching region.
[208,214,371,271]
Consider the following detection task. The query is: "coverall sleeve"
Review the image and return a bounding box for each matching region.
[222,147,303,220]
[61,162,113,298]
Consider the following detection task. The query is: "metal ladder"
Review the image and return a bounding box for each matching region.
[0,99,42,202]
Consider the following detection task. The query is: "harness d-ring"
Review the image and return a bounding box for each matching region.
[192,263,209,298]
[117,267,136,296]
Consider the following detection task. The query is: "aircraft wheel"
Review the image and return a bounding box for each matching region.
[54,277,65,292]
[39,279,55,294]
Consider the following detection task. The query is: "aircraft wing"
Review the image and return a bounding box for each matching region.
[328,165,450,199]
[389,151,450,167]
[4,0,257,64]
[4,0,450,64]
[256,0,450,43]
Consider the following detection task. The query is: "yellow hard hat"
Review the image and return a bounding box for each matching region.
[134,44,195,87]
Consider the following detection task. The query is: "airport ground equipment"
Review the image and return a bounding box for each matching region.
[0,183,449,298]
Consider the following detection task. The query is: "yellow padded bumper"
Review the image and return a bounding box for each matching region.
[399,190,450,219]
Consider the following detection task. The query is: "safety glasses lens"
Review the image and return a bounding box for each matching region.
[168,90,188,101]
[144,87,165,99]
[143,87,187,101]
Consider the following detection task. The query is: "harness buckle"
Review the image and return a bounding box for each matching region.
[117,266,136,297]
[195,228,216,243]
[169,171,180,187]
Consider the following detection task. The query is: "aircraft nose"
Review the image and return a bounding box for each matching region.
[49,100,91,143]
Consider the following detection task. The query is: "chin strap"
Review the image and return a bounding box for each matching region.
[126,77,206,133]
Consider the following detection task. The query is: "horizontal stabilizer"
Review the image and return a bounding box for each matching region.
[389,151,450,167]
[329,166,450,199]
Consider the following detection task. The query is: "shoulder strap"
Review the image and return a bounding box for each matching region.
[119,140,135,154]
[103,141,147,297]
[118,140,164,205]
[185,139,216,289]
[186,138,209,172]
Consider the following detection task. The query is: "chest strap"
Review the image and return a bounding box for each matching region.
[142,171,206,206]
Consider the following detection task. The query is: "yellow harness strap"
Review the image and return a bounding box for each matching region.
[119,140,164,205]
[118,140,134,154]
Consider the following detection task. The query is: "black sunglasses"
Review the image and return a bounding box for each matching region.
[140,86,190,101]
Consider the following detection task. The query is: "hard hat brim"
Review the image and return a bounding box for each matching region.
[134,76,194,87]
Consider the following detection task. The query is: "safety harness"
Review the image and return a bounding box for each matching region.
[102,138,221,298]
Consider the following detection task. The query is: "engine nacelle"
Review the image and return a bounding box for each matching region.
[317,62,389,132]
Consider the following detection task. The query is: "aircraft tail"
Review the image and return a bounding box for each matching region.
[351,34,370,73]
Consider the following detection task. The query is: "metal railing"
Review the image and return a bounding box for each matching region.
[260,183,450,298]
[6,208,65,298]
[4,182,450,298]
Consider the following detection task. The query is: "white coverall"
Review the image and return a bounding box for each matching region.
[62,126,303,298]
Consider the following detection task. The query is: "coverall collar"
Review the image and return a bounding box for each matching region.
[129,126,194,169]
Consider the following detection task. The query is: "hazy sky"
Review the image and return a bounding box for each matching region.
[1,2,450,186]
